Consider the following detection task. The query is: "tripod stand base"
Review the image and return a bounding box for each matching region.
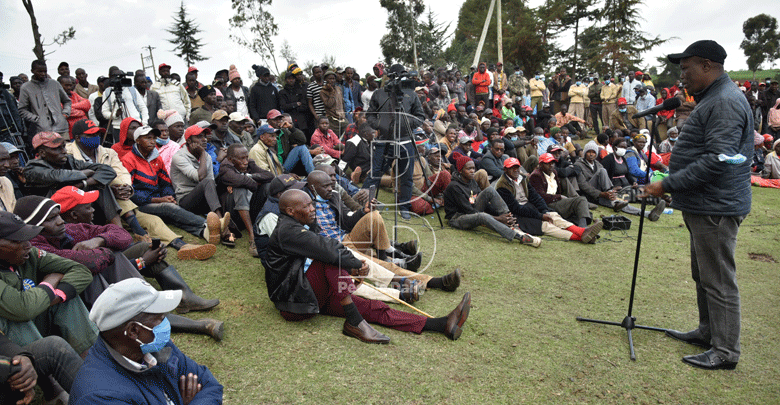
[576,315,668,361]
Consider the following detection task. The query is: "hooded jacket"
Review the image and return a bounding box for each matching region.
[366,87,425,141]
[111,117,141,160]
[121,143,175,206]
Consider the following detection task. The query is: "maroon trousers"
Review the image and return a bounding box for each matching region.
[411,170,452,215]
[280,261,426,333]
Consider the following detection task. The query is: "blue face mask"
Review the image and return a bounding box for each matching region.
[576,81,581,86]
[79,135,101,150]
[133,317,171,354]
[535,76,540,80]
[619,108,627,113]
[156,137,170,146]
[510,136,518,141]
[669,137,678,142]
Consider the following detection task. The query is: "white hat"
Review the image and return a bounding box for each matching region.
[90,279,182,331]
[228,112,250,123]
[132,125,161,141]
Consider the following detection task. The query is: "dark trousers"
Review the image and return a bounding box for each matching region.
[0,336,82,404]
[362,140,416,211]
[281,261,426,333]
[179,178,222,214]
[589,103,602,133]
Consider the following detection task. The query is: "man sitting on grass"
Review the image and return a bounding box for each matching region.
[263,189,471,344]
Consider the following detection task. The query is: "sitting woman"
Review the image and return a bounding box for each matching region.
[624,132,668,185]
[601,137,666,220]
[762,138,780,179]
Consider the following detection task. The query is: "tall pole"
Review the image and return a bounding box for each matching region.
[472,0,496,69]
[410,1,419,73]
[496,0,503,64]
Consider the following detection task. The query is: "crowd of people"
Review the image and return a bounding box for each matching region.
[0,44,771,401]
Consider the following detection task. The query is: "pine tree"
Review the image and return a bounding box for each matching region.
[166,1,208,67]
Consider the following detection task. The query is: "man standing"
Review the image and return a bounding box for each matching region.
[528,72,546,115]
[150,63,190,123]
[307,66,326,129]
[134,73,161,123]
[249,66,280,124]
[600,76,619,128]
[18,60,71,137]
[645,40,753,370]
[74,68,98,99]
[587,75,603,133]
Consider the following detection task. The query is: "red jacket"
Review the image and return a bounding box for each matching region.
[472,72,491,95]
[66,93,91,139]
[311,128,343,159]
[30,223,132,275]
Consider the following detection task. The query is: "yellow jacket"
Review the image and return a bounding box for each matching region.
[600,83,620,104]
[529,79,546,98]
[568,84,588,104]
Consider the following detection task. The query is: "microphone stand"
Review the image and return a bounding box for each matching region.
[575,112,669,361]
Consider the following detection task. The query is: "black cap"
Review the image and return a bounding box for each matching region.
[198,85,216,99]
[268,174,305,197]
[72,118,105,137]
[668,40,727,65]
[0,211,43,242]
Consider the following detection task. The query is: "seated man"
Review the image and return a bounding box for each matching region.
[0,330,80,405]
[227,112,255,151]
[310,116,344,159]
[269,110,316,174]
[262,189,470,343]
[480,138,509,183]
[342,123,373,184]
[528,153,593,227]
[216,143,274,256]
[170,124,234,246]
[0,142,24,202]
[609,97,645,131]
[70,278,223,404]
[443,153,540,247]
[314,163,368,212]
[762,138,780,179]
[410,145,451,216]
[207,109,241,150]
[16,192,223,341]
[23,132,120,226]
[0,211,97,358]
[496,158,602,244]
[0,144,15,212]
[305,171,422,271]
[121,125,228,244]
[574,141,632,212]
[249,125,285,176]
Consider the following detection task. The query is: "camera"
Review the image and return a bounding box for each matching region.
[108,70,133,92]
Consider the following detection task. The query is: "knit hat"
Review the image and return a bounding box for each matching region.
[228,64,240,81]
[158,110,184,127]
[583,141,599,156]
[550,127,560,137]
[754,131,764,146]
[14,196,60,226]
[452,152,473,172]
[447,103,457,113]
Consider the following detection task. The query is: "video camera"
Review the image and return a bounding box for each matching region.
[108,70,133,93]
[384,70,416,97]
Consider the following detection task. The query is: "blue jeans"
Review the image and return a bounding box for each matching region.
[137,202,205,238]
[362,139,415,211]
[283,145,315,173]
[336,174,360,196]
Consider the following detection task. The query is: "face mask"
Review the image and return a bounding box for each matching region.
[576,82,581,86]
[132,317,171,354]
[619,108,627,113]
[515,72,521,76]
[510,136,518,141]
[535,76,540,80]
[156,138,170,146]
[615,147,627,157]
[79,135,101,149]
[669,137,678,142]
[312,189,327,202]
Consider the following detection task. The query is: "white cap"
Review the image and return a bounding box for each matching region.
[90,279,182,331]
[132,125,161,141]
[228,112,250,123]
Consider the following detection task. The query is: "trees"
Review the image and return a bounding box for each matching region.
[740,14,780,79]
[21,0,76,60]
[166,1,208,67]
[229,0,281,75]
[378,0,450,70]
[537,0,600,75]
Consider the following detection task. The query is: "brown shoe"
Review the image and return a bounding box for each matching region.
[445,292,471,340]
[133,233,152,244]
[612,200,629,212]
[342,320,390,344]
[205,212,221,245]
[580,221,603,244]
[440,268,462,292]
[177,244,217,260]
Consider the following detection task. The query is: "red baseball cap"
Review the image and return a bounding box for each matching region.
[72,119,105,137]
[617,97,628,105]
[187,66,198,73]
[184,124,211,141]
[539,153,557,163]
[635,71,643,76]
[266,109,282,120]
[503,157,521,169]
[158,63,171,70]
[50,186,100,213]
[32,132,65,150]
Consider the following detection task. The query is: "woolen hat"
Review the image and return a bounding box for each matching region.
[583,141,600,156]
[90,278,182,332]
[14,196,60,227]
[667,40,727,65]
[452,152,473,172]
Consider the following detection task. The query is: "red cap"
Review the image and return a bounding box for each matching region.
[187,66,198,73]
[635,71,643,76]
[50,186,99,213]
[266,109,282,120]
[184,125,210,141]
[158,63,171,70]
[72,119,105,137]
[503,157,521,169]
[539,153,557,163]
[617,97,628,105]
[32,132,65,150]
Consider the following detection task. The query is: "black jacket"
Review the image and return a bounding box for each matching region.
[262,213,362,314]
[249,82,280,123]
[366,87,425,141]
[279,83,310,132]
[442,172,481,220]
[24,156,116,197]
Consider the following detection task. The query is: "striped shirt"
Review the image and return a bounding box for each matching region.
[307,81,325,117]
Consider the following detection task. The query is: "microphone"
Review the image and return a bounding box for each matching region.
[632,97,682,119]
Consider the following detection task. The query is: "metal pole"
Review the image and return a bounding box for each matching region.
[410,1,419,73]
[496,0,503,64]
[472,0,496,68]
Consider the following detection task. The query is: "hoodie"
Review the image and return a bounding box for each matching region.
[111,117,140,159]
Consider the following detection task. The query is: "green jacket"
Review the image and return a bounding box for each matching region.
[0,248,93,322]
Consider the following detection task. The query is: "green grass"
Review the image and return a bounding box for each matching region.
[165,187,780,404]
[726,69,780,82]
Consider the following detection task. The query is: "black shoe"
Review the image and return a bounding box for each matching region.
[647,200,666,221]
[343,320,390,344]
[682,349,737,370]
[403,252,422,272]
[386,248,409,260]
[393,240,418,256]
[665,329,712,349]
[440,268,462,292]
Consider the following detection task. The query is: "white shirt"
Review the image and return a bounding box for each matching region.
[233,88,249,117]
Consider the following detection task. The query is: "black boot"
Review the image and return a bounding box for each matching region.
[166,314,224,341]
[392,240,418,256]
[155,266,220,314]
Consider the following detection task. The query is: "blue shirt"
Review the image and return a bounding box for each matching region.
[314,200,346,241]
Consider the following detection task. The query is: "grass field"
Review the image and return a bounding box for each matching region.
[159,185,780,404]
[726,69,780,82]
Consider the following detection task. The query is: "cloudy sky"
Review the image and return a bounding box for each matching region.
[1,0,777,83]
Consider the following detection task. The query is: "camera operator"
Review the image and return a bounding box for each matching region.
[0,73,25,146]
[101,67,148,144]
[363,64,425,219]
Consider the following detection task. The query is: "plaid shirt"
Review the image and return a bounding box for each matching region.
[314,200,346,241]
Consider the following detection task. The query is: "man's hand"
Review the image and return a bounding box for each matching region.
[640,181,665,198]
[541,213,554,223]
[309,146,323,156]
[8,355,36,405]
[80,169,95,178]
[363,198,378,214]
[216,148,227,162]
[151,196,177,204]
[179,373,202,405]
[495,212,514,226]
[41,273,64,288]
[111,184,134,200]
[599,190,617,201]
[350,260,369,278]
[73,237,105,251]
[142,245,166,265]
